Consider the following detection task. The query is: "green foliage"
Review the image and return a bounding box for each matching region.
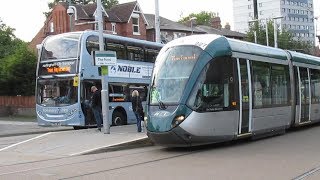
[179,11,217,26]
[45,0,119,17]
[0,43,37,96]
[245,20,313,54]
[0,19,22,59]
[0,20,37,96]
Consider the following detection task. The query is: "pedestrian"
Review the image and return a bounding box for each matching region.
[91,86,103,131]
[131,90,144,132]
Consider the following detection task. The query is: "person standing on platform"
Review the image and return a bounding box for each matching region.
[91,86,102,131]
[131,90,144,132]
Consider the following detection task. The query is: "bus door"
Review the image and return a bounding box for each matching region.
[237,58,252,135]
[297,67,311,123]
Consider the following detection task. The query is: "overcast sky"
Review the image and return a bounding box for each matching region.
[0,0,318,42]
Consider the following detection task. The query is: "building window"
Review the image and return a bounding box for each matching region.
[50,22,54,33]
[111,23,116,34]
[259,3,262,7]
[132,13,140,35]
[248,5,252,9]
[173,32,186,39]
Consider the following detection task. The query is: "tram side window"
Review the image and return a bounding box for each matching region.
[107,42,126,59]
[252,61,271,108]
[187,57,236,112]
[127,46,144,61]
[252,62,290,108]
[310,69,320,104]
[271,65,290,105]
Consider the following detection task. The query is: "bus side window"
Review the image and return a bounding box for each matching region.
[127,46,144,61]
[86,35,99,55]
[145,49,159,63]
[107,42,126,59]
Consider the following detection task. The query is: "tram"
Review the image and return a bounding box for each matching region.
[146,34,320,147]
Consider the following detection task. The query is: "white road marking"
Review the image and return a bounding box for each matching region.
[0,132,53,152]
[69,136,147,156]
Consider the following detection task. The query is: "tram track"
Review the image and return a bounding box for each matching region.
[0,143,218,179]
[0,146,161,176]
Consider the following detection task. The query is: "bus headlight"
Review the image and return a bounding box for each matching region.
[171,115,185,128]
[37,110,45,118]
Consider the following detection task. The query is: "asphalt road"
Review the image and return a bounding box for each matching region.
[0,124,320,179]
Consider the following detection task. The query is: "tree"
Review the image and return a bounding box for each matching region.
[179,11,217,26]
[0,19,22,59]
[0,20,37,95]
[0,43,37,95]
[45,0,119,17]
[246,20,313,54]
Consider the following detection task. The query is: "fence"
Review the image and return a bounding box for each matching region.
[0,96,35,116]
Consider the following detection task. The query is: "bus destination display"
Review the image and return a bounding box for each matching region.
[39,61,76,75]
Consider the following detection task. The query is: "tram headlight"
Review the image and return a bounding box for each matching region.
[171,115,185,128]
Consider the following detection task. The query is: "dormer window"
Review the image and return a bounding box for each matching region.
[50,22,54,33]
[132,13,140,35]
[112,23,117,34]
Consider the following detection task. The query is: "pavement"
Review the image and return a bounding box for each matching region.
[0,117,73,137]
[0,116,150,165]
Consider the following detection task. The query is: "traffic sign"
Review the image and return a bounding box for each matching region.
[93,51,117,66]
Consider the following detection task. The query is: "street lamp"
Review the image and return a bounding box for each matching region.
[248,19,262,44]
[272,16,283,48]
[154,0,161,43]
[315,16,319,44]
[96,0,110,134]
[67,6,77,32]
[190,17,197,34]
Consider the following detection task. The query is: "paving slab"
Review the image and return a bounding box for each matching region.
[0,124,148,165]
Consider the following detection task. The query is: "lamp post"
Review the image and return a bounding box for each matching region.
[155,0,161,43]
[249,18,269,46]
[272,16,283,48]
[315,16,319,44]
[67,5,78,32]
[97,0,110,134]
[190,17,197,34]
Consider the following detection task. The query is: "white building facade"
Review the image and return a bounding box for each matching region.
[233,0,316,44]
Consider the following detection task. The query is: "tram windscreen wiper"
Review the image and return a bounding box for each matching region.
[158,99,167,110]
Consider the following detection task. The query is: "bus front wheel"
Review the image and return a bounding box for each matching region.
[112,111,126,126]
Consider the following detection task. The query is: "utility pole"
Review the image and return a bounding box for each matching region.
[273,16,283,48]
[155,0,161,43]
[68,0,72,32]
[97,0,110,134]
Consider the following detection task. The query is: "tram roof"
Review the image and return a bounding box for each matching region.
[226,38,288,61]
[288,50,320,66]
[164,34,289,61]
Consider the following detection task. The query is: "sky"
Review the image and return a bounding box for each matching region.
[0,0,318,42]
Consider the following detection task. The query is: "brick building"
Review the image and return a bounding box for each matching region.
[30,1,246,50]
[30,1,148,50]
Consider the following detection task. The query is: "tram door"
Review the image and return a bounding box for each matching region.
[237,59,252,135]
[297,67,311,123]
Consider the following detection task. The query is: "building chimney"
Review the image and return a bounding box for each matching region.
[211,17,222,30]
[225,23,231,30]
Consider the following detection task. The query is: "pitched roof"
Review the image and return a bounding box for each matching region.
[107,1,137,22]
[195,25,246,38]
[65,1,147,24]
[144,14,204,33]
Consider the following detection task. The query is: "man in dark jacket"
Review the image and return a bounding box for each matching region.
[91,86,102,131]
[131,90,143,132]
